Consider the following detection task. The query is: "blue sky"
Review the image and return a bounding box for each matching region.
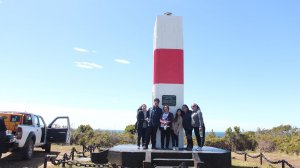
[0,0,299,131]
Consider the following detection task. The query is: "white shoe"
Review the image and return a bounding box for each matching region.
[173,147,176,150]
[196,147,202,151]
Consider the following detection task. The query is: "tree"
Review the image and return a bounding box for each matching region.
[124,124,136,135]
[206,129,216,139]
[72,124,94,145]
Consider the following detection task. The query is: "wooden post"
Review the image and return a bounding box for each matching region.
[192,152,204,168]
[260,152,262,165]
[282,160,285,168]
[143,151,152,168]
[43,156,48,168]
[82,145,85,157]
[71,148,74,161]
[244,153,247,161]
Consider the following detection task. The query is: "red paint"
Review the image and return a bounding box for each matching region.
[154,49,184,84]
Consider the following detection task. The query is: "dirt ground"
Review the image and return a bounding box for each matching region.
[0,145,79,168]
[1,145,299,168]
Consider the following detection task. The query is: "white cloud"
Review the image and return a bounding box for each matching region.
[73,47,89,53]
[74,61,103,69]
[0,102,135,130]
[114,59,130,64]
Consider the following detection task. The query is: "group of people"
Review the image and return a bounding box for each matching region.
[136,98,205,151]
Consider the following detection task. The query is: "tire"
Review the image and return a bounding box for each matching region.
[0,152,2,159]
[22,139,34,160]
[45,142,51,153]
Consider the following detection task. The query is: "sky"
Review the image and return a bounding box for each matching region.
[0,1,299,132]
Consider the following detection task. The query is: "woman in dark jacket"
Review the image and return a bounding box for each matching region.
[182,104,193,150]
[159,105,174,149]
[136,104,148,149]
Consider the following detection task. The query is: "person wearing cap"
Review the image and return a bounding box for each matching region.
[144,98,163,149]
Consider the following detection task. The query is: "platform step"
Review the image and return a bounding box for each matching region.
[152,152,192,159]
[153,158,194,167]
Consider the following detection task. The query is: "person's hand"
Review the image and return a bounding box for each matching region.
[199,127,202,131]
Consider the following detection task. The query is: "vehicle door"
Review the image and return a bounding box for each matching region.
[37,116,46,144]
[33,115,42,146]
[46,116,70,143]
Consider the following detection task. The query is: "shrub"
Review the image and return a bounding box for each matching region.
[205,138,231,150]
[257,140,275,152]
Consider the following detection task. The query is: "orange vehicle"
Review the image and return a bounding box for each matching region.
[0,111,70,160]
[0,112,33,133]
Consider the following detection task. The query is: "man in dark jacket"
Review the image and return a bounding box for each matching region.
[0,116,7,155]
[144,98,162,149]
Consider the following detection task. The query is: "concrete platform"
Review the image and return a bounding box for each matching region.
[106,144,231,168]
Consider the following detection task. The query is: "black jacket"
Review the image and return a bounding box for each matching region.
[0,117,7,132]
[136,110,147,130]
[182,110,193,130]
[147,106,163,127]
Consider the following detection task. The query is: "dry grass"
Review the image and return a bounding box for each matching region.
[1,144,300,168]
[232,151,300,168]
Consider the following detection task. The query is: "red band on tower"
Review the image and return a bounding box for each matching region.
[153,49,184,84]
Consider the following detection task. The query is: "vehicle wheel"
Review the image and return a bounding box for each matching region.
[22,139,34,160]
[45,142,51,153]
[0,153,2,159]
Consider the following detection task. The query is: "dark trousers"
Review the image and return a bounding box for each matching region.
[137,128,147,147]
[193,127,201,147]
[201,125,206,147]
[146,126,158,148]
[184,128,193,149]
[160,127,171,148]
[171,131,179,147]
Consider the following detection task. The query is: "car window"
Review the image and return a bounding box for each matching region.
[38,116,45,128]
[33,115,39,126]
[50,118,69,128]
[23,115,33,125]
[10,115,21,122]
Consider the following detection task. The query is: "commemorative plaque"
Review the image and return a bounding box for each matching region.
[162,95,176,106]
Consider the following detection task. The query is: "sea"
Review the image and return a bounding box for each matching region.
[108,130,225,138]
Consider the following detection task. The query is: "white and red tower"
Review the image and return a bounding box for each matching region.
[153,13,184,148]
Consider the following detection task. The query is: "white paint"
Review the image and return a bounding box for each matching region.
[154,15,183,50]
[152,84,184,113]
[152,84,184,148]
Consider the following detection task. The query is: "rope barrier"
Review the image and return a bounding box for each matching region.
[44,144,113,168]
[233,151,295,168]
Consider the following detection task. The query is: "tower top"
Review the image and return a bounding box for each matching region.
[164,12,172,16]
